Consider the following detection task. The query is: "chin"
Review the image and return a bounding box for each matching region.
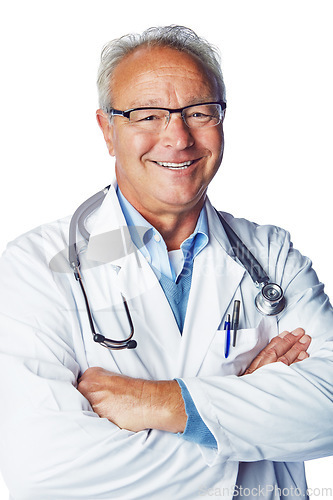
[159,192,204,211]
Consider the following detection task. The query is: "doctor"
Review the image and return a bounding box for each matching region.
[0,25,332,500]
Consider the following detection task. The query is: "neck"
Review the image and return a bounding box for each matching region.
[119,189,205,250]
[145,206,203,250]
[117,180,207,250]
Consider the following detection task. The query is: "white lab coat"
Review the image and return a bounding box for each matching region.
[0,181,332,500]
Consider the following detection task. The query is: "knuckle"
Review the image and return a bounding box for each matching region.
[281,335,297,346]
[263,347,279,362]
[77,380,87,394]
[85,367,101,376]
[278,330,289,339]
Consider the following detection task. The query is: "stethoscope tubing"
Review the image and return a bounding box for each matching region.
[69,187,286,350]
[214,209,269,287]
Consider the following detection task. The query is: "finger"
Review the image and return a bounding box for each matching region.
[278,327,305,339]
[264,328,304,348]
[243,328,311,375]
[244,329,305,374]
[277,334,311,365]
[260,329,306,360]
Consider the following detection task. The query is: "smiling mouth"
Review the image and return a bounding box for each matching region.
[154,160,195,170]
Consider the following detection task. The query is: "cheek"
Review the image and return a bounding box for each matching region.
[133,134,157,160]
[201,129,224,182]
[208,127,224,154]
[114,128,157,162]
[196,127,224,161]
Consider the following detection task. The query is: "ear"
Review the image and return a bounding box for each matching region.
[96,109,115,156]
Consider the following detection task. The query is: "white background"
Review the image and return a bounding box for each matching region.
[0,1,332,498]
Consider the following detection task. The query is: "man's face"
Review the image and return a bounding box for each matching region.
[97,46,224,219]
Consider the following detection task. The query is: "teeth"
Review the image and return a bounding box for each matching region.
[156,160,194,169]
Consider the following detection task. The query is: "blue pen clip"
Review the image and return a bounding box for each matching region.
[224,314,231,358]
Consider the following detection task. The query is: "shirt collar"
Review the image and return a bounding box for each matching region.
[116,187,209,279]
[181,205,209,262]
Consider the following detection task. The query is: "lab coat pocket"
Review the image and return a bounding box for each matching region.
[203,316,277,377]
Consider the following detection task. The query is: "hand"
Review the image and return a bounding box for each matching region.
[77,367,186,433]
[242,327,311,375]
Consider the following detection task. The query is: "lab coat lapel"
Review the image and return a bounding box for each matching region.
[178,200,245,377]
[84,182,182,374]
[115,253,182,371]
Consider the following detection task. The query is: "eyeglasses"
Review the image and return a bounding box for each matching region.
[106,101,226,132]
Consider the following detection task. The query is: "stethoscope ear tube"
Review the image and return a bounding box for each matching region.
[68,186,110,272]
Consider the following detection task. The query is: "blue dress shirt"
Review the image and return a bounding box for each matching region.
[116,188,217,447]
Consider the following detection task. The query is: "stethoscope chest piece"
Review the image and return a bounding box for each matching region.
[255,283,286,316]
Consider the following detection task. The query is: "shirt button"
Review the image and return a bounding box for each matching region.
[154,233,161,242]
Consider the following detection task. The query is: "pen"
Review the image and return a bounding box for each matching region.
[231,300,241,347]
[224,314,231,358]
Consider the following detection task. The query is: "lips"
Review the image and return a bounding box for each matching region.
[154,160,196,170]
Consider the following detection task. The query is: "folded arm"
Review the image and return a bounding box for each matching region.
[77,328,311,434]
[0,236,191,499]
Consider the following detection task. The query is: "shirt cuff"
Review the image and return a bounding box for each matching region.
[175,378,217,448]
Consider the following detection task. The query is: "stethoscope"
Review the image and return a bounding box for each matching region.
[68,186,286,350]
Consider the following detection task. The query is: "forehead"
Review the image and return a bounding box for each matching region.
[110,45,218,108]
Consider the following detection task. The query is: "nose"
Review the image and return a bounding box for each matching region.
[161,113,195,150]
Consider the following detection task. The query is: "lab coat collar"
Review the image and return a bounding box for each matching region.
[205,198,236,256]
[85,179,136,267]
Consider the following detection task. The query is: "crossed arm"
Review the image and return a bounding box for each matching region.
[77,328,311,434]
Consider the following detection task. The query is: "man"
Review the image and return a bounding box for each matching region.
[0,26,332,499]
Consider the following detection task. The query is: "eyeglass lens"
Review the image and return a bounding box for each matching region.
[128,103,223,131]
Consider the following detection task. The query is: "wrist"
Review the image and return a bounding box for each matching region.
[142,379,187,433]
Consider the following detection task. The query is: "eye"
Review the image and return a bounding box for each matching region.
[140,114,161,121]
[187,111,212,122]
[191,112,209,119]
[130,109,165,123]
[185,104,221,127]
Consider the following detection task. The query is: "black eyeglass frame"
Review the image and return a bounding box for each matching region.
[106,100,227,125]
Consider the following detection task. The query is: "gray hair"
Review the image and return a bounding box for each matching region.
[97,25,226,110]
